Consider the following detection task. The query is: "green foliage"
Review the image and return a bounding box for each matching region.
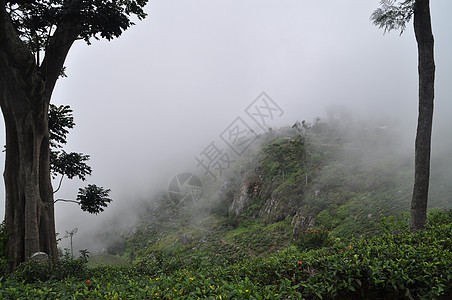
[427,208,452,228]
[378,212,410,234]
[11,259,51,283]
[11,252,88,283]
[0,222,8,278]
[14,119,446,298]
[77,184,112,215]
[259,137,305,184]
[0,221,7,260]
[6,0,148,55]
[79,249,90,263]
[48,104,75,149]
[49,104,112,214]
[49,104,93,181]
[316,210,338,230]
[224,219,292,256]
[114,119,450,276]
[371,0,415,34]
[51,150,92,180]
[295,227,334,250]
[0,220,451,299]
[87,254,130,268]
[51,253,88,281]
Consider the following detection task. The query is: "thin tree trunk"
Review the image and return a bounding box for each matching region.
[410,0,435,231]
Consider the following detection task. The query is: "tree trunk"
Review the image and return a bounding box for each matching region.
[1,71,57,270]
[0,1,57,270]
[1,1,81,269]
[410,0,435,231]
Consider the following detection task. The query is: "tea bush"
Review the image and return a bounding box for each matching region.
[295,227,334,250]
[427,208,452,228]
[0,210,451,299]
[12,252,88,283]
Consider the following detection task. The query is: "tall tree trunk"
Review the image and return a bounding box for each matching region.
[1,1,80,269]
[1,69,57,270]
[0,0,57,270]
[410,0,435,231]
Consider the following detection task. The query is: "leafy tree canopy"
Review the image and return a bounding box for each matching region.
[49,104,91,181]
[77,184,112,214]
[6,0,147,59]
[49,104,74,149]
[49,104,112,214]
[371,0,415,34]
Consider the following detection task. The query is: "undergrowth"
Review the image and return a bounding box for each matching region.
[0,209,450,299]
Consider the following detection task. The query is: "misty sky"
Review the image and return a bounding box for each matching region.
[1,1,451,249]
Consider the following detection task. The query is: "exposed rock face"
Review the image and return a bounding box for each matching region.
[225,135,310,223]
[291,213,315,236]
[229,183,250,215]
[260,195,300,222]
[228,166,303,223]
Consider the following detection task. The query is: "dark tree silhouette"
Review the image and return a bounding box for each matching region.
[49,104,113,215]
[0,0,147,269]
[49,104,91,193]
[371,0,435,231]
[54,183,112,216]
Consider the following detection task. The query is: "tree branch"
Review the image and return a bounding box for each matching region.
[54,199,80,204]
[0,1,30,63]
[39,1,84,100]
[0,0,43,99]
[53,175,65,194]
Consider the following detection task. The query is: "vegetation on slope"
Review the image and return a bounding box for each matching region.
[115,118,450,262]
[0,117,451,298]
[0,210,451,299]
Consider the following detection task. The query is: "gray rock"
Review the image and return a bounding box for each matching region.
[30,252,49,263]
[229,183,250,215]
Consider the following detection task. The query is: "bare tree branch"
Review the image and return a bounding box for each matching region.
[54,199,79,204]
[53,175,65,194]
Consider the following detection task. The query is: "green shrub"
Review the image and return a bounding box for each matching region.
[12,252,88,283]
[0,223,451,299]
[51,254,88,280]
[1,212,451,299]
[295,227,334,250]
[427,208,452,227]
[377,212,410,234]
[0,222,8,279]
[12,259,52,283]
[0,258,9,280]
[0,221,8,261]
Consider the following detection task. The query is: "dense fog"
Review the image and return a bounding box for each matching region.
[1,0,451,253]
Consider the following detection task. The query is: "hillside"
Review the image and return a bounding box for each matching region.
[97,117,451,261]
[1,117,451,299]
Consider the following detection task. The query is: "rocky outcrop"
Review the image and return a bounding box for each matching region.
[229,180,251,215]
[291,213,315,236]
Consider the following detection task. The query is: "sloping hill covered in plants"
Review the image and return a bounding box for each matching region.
[1,118,452,299]
[110,117,451,261]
